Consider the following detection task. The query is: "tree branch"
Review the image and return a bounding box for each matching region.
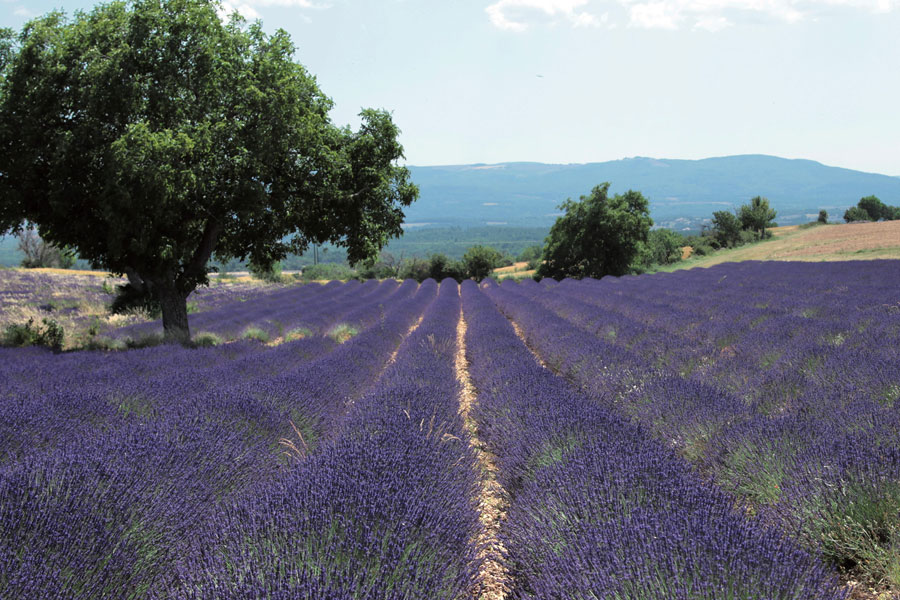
[181,218,222,285]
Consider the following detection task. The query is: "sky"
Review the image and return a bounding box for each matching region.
[3,0,900,175]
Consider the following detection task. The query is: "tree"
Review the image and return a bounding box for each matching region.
[711,210,743,248]
[818,210,828,224]
[0,1,417,342]
[858,195,887,221]
[739,196,777,239]
[844,206,871,223]
[16,228,75,268]
[646,228,684,265]
[462,245,504,282]
[537,183,652,280]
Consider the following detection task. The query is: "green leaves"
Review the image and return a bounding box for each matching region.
[538,183,653,280]
[738,196,777,238]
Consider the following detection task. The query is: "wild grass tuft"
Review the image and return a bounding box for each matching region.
[278,420,310,463]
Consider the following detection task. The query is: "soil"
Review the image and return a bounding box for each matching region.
[456,303,511,600]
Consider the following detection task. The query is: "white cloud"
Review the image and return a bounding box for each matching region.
[217,0,326,21]
[486,0,602,31]
[13,6,34,17]
[218,2,261,20]
[486,0,900,30]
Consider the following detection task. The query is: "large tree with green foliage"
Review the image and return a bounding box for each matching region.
[537,183,652,280]
[0,0,417,342]
[739,196,777,239]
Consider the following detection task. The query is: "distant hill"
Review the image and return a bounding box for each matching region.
[405,155,900,231]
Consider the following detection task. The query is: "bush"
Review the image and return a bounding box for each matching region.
[818,210,828,224]
[1,317,65,350]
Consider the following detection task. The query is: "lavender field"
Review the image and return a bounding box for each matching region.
[2,261,899,599]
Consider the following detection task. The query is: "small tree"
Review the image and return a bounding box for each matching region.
[462,245,504,282]
[739,196,777,239]
[538,183,652,280]
[0,1,417,343]
[818,210,828,224]
[17,228,75,269]
[711,211,743,248]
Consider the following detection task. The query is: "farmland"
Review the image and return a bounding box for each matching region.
[1,261,899,599]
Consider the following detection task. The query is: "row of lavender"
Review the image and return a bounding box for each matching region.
[464,279,844,599]
[173,279,482,598]
[113,277,385,341]
[1,263,891,598]
[492,260,900,591]
[0,279,439,597]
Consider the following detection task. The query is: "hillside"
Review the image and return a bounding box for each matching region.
[666,220,900,271]
[406,155,900,230]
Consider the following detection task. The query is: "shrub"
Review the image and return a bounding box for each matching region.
[818,209,828,224]
[1,317,65,350]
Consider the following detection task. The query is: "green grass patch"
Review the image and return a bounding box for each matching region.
[241,327,270,343]
[326,323,359,343]
[284,327,313,342]
[192,331,223,347]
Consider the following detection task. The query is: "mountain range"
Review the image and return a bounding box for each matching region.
[405,155,900,231]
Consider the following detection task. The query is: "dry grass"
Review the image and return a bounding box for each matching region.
[493,261,536,281]
[669,221,900,272]
[456,303,511,600]
[14,267,113,277]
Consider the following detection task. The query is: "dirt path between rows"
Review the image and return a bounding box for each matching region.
[455,304,511,600]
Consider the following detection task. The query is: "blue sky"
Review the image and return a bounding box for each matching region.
[3,0,899,175]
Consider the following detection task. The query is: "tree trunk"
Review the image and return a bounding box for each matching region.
[157,282,191,344]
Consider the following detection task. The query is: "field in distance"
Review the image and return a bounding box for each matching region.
[670,220,900,271]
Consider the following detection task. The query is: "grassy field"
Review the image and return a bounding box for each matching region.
[660,221,900,272]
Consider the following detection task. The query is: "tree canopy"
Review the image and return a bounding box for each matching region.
[711,210,743,248]
[537,183,652,280]
[0,0,417,342]
[739,196,777,239]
